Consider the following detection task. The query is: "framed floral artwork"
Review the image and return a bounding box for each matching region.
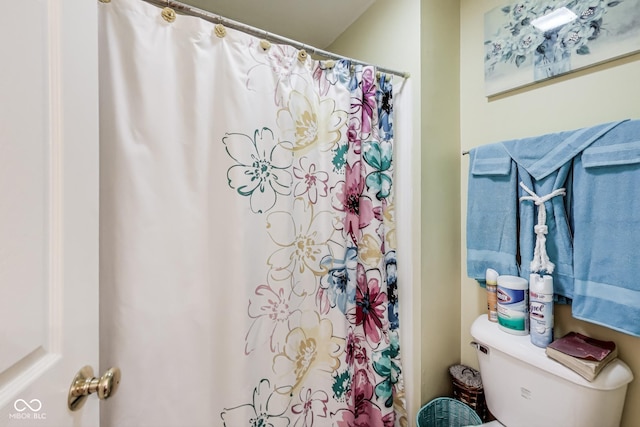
[484,0,640,96]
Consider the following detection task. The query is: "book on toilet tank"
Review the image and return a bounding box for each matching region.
[545,332,617,381]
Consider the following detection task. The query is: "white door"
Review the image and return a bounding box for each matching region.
[0,1,101,426]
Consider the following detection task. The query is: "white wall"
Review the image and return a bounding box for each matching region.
[460,1,640,425]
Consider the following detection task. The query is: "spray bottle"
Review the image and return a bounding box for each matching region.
[529,274,554,347]
[485,268,498,322]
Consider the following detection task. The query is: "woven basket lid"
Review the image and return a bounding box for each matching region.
[449,364,483,388]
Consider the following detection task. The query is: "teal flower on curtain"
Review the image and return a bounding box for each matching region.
[223,127,293,214]
[331,143,348,173]
[331,369,352,403]
[221,379,291,427]
[363,140,393,200]
[372,331,402,408]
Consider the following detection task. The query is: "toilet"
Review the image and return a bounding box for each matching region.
[470,315,633,427]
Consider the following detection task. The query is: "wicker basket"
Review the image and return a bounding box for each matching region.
[416,397,483,427]
[449,364,489,421]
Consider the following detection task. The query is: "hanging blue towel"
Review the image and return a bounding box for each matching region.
[466,119,640,337]
[571,119,640,337]
[500,121,625,298]
[466,144,519,285]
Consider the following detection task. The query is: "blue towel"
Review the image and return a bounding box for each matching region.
[500,121,625,298]
[571,119,640,337]
[466,119,640,336]
[466,144,519,285]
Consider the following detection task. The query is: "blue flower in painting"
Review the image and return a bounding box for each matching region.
[484,0,624,73]
[223,127,293,214]
[320,246,358,314]
[385,250,399,330]
[377,75,393,142]
[363,140,393,200]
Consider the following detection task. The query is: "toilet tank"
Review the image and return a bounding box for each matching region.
[471,315,633,427]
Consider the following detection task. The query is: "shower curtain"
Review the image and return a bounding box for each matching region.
[99,0,408,426]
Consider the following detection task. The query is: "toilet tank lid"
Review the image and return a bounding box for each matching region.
[470,315,634,391]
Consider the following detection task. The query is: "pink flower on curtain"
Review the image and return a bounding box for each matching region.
[351,265,387,345]
[331,161,374,244]
[291,387,329,427]
[245,283,304,355]
[351,67,377,138]
[332,369,387,427]
[312,59,352,97]
[347,117,363,155]
[345,328,369,368]
[246,42,307,106]
[293,156,329,204]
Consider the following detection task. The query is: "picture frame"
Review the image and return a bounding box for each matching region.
[484,0,640,96]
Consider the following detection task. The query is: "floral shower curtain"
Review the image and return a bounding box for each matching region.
[99,0,407,426]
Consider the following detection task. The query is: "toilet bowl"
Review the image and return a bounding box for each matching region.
[470,315,633,427]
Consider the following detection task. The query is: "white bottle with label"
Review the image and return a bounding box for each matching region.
[497,275,529,335]
[486,268,498,322]
[529,274,554,348]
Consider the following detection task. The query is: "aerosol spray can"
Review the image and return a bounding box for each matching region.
[486,268,498,322]
[529,274,554,348]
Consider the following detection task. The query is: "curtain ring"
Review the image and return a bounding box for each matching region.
[297,45,309,63]
[161,0,177,23]
[161,6,176,22]
[260,30,271,51]
[259,40,271,51]
[214,23,227,38]
[297,49,308,63]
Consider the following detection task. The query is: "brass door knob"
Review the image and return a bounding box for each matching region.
[68,366,121,411]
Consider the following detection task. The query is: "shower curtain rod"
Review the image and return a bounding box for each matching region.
[139,0,411,79]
